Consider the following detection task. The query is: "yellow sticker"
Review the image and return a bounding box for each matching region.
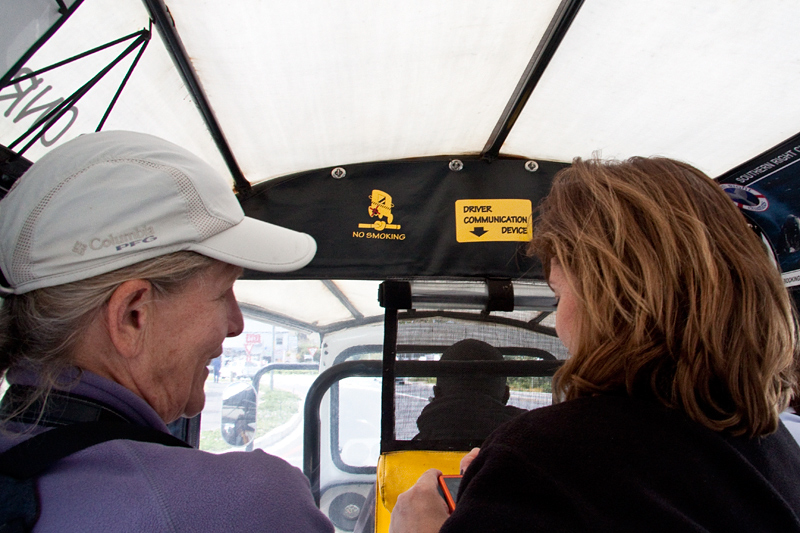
[353,189,406,240]
[455,199,532,243]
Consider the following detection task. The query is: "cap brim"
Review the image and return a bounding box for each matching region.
[191,216,317,273]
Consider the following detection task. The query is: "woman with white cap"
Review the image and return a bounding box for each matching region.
[0,131,333,532]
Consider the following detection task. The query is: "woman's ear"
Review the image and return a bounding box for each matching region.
[105,279,153,359]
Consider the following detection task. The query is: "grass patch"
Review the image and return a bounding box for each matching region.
[200,429,231,452]
[200,387,301,452]
[272,369,318,375]
[255,388,300,439]
[507,376,552,393]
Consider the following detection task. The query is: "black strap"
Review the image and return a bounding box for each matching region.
[0,385,192,479]
[0,421,191,533]
[0,385,131,426]
[0,420,192,479]
[0,477,37,533]
[0,385,192,533]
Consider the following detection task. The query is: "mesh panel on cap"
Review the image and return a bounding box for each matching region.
[9,158,234,288]
[137,159,234,239]
[12,169,84,285]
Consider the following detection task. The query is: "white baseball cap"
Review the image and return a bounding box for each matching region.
[0,130,317,294]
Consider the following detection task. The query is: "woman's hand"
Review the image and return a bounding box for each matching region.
[460,447,480,474]
[389,448,481,533]
[389,469,450,533]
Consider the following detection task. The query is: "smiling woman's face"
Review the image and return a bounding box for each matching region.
[142,262,244,422]
[548,259,580,355]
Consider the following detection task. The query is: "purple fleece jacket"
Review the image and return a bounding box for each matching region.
[0,368,334,533]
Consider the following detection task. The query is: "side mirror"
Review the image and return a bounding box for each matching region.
[220,381,257,446]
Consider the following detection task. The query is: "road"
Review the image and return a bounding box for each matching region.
[201,379,227,433]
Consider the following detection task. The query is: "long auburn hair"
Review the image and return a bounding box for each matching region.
[529,157,798,437]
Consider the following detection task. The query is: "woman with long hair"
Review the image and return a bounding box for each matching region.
[390,157,800,533]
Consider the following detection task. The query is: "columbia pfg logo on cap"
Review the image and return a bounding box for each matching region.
[72,242,87,256]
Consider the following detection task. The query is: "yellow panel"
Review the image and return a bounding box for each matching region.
[455,199,532,243]
[374,450,466,533]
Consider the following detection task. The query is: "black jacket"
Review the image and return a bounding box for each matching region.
[442,395,800,532]
[414,393,526,441]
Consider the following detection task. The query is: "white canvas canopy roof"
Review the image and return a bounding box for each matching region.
[3,0,799,331]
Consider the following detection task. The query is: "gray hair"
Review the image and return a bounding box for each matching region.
[0,251,217,411]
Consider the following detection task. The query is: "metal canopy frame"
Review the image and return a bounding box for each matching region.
[138,0,587,185]
[8,28,152,156]
[141,0,251,195]
[5,2,800,195]
[0,0,86,89]
[481,0,585,160]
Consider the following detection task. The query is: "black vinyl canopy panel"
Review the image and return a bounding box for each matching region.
[241,157,567,280]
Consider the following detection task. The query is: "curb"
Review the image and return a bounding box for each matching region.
[254,412,302,448]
